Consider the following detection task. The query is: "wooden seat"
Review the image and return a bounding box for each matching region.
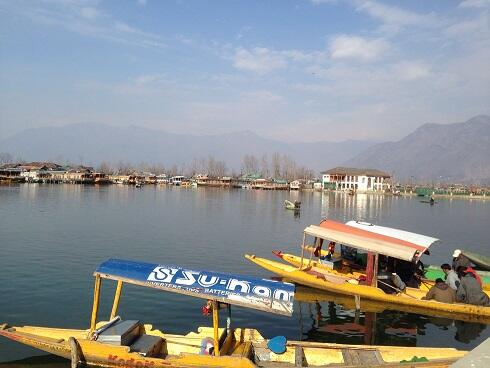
[130,334,164,357]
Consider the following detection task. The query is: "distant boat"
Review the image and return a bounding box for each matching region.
[463,250,490,271]
[284,200,301,210]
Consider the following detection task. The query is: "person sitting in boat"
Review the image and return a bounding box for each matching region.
[340,244,357,262]
[319,241,335,262]
[452,249,471,271]
[422,278,456,303]
[429,195,435,204]
[394,259,423,288]
[456,268,490,306]
[441,263,460,290]
[377,263,406,294]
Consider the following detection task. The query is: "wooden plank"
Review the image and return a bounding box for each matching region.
[342,349,361,366]
[294,345,303,367]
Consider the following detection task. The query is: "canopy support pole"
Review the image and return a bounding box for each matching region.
[90,275,101,331]
[212,301,220,356]
[110,280,123,320]
[307,238,316,267]
[299,233,306,269]
[226,304,231,336]
[372,253,379,287]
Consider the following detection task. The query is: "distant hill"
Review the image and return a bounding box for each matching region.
[344,115,490,184]
[0,123,375,173]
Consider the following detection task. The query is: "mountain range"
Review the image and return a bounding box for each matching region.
[345,115,490,183]
[0,123,374,173]
[1,115,488,183]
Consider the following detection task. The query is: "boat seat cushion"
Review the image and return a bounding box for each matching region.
[130,334,164,357]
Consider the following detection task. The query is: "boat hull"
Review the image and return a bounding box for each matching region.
[0,323,466,367]
[245,255,490,322]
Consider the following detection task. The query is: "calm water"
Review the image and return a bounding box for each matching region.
[1,184,489,365]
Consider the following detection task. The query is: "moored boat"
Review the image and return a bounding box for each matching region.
[462,250,490,271]
[425,264,490,285]
[284,200,300,210]
[0,258,468,367]
[245,219,490,322]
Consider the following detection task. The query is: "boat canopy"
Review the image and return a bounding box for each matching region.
[95,259,295,316]
[345,221,439,249]
[304,220,432,262]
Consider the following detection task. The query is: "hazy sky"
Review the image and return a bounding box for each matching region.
[0,0,489,142]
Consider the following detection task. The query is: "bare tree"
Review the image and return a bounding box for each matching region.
[116,161,133,174]
[97,161,113,174]
[271,152,281,178]
[260,154,269,178]
[0,152,13,164]
[242,154,259,174]
[215,160,228,177]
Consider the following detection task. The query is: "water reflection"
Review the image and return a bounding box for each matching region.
[320,192,392,222]
[296,286,488,346]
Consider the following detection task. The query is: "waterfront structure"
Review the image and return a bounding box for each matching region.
[63,166,94,184]
[289,180,302,190]
[0,165,24,182]
[156,174,168,184]
[196,175,232,187]
[321,167,391,193]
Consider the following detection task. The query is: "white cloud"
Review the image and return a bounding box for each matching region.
[329,35,389,61]
[242,90,283,102]
[392,61,431,81]
[355,0,438,32]
[459,0,490,8]
[311,0,338,4]
[137,0,147,6]
[79,7,99,20]
[2,1,166,49]
[233,47,287,74]
[445,15,490,38]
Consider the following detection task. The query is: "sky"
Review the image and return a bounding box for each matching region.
[0,0,489,142]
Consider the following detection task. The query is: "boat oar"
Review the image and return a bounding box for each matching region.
[376,280,418,300]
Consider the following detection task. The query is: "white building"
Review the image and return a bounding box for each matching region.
[321,167,391,193]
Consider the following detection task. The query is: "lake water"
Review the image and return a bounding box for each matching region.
[1,184,489,366]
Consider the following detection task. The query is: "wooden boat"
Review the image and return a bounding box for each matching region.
[0,259,468,367]
[294,247,490,293]
[284,200,300,210]
[463,250,490,271]
[245,220,490,322]
[425,264,490,284]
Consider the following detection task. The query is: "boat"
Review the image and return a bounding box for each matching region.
[245,219,490,322]
[462,250,490,271]
[0,259,467,367]
[424,264,490,284]
[284,200,300,210]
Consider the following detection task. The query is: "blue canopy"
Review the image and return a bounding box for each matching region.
[95,259,295,316]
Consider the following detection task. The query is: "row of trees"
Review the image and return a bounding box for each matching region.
[241,153,314,180]
[1,151,316,180]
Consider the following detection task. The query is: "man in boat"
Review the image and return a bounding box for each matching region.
[377,263,406,294]
[452,249,471,271]
[422,278,456,303]
[456,268,490,306]
[441,263,460,290]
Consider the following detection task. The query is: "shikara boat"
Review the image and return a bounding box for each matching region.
[424,264,490,284]
[245,220,490,322]
[284,200,301,210]
[462,250,490,271]
[296,248,490,292]
[0,259,467,367]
